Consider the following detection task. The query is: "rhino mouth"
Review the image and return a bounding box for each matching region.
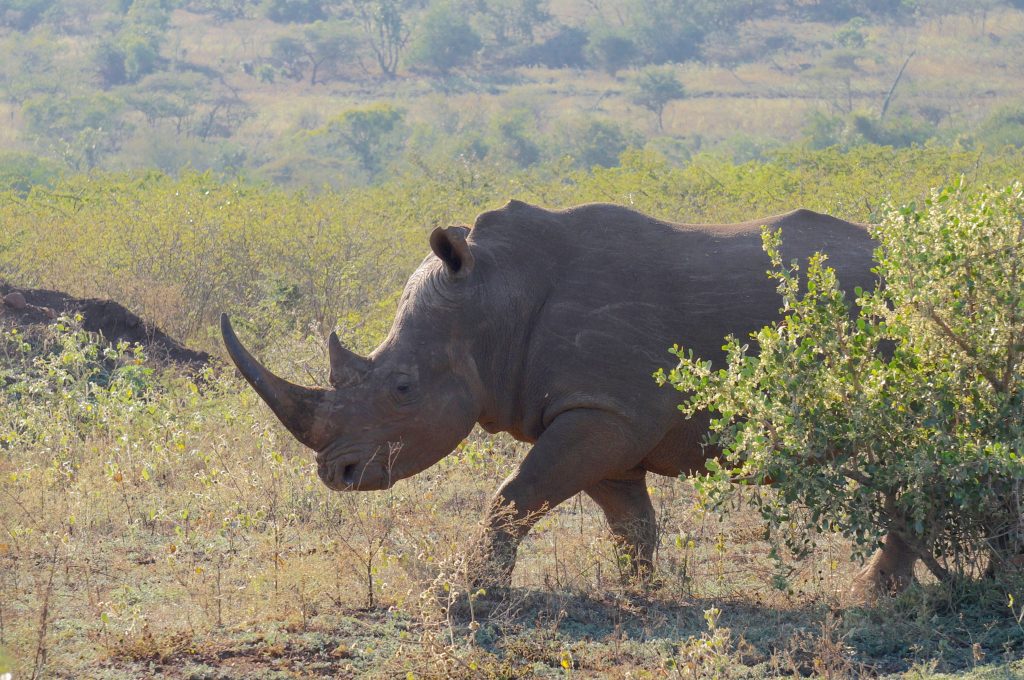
[316,441,396,491]
[317,459,362,489]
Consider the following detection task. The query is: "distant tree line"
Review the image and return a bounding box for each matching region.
[1,0,1024,185]
[4,0,1013,83]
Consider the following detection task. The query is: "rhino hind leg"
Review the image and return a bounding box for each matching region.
[585,476,657,584]
[850,531,918,600]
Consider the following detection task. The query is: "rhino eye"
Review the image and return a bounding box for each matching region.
[390,374,417,404]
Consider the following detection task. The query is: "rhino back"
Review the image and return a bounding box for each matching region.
[467,202,876,446]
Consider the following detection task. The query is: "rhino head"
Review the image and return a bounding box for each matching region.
[221,226,482,491]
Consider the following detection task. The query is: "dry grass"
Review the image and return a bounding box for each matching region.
[1,320,1021,679]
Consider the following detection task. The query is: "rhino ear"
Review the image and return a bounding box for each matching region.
[430,226,474,279]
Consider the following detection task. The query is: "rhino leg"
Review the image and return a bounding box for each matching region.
[469,409,649,588]
[850,531,918,599]
[585,476,656,584]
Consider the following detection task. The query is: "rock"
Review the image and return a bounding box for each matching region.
[4,292,27,310]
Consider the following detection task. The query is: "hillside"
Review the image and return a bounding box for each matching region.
[1,0,1023,190]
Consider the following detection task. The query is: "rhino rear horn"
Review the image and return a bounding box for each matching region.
[329,331,370,387]
[430,226,474,279]
[220,314,328,449]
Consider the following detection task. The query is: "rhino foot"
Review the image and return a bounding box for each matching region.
[850,531,918,601]
[464,543,516,592]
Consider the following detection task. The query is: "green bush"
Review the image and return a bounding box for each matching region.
[621,0,704,64]
[0,0,56,30]
[93,31,162,87]
[121,32,161,82]
[660,180,1024,583]
[559,118,639,169]
[406,3,482,75]
[307,103,406,176]
[22,92,129,169]
[93,40,128,87]
[584,25,637,76]
[469,0,550,48]
[488,108,541,168]
[262,0,325,23]
[803,110,934,149]
[973,105,1024,150]
[0,151,59,193]
[630,66,685,132]
[0,316,158,453]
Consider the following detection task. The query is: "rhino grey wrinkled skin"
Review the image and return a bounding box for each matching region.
[223,200,913,593]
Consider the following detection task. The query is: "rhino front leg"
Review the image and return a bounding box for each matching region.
[585,476,656,584]
[469,409,648,588]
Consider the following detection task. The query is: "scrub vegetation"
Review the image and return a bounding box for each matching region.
[2,148,1024,678]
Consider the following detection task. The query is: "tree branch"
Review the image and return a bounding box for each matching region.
[880,50,915,121]
[1005,218,1024,388]
[924,307,1006,392]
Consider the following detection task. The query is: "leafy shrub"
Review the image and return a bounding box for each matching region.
[803,110,934,149]
[22,92,129,169]
[973,105,1024,150]
[477,0,549,40]
[268,21,359,84]
[406,3,482,75]
[269,35,307,80]
[306,104,407,176]
[584,25,637,76]
[660,180,1024,583]
[558,117,639,169]
[262,0,325,23]
[94,39,128,87]
[93,31,162,87]
[507,25,587,68]
[124,0,173,31]
[845,112,932,148]
[0,151,59,193]
[0,316,158,452]
[620,0,705,64]
[488,108,541,167]
[0,0,55,30]
[832,18,868,48]
[630,66,686,132]
[121,32,161,82]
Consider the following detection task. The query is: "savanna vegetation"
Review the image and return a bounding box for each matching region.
[2,0,1024,677]
[0,0,1024,188]
[2,146,1024,678]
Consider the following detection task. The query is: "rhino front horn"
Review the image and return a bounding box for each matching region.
[220,314,327,449]
[329,331,370,387]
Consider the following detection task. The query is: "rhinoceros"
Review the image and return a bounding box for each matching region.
[221,200,915,593]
